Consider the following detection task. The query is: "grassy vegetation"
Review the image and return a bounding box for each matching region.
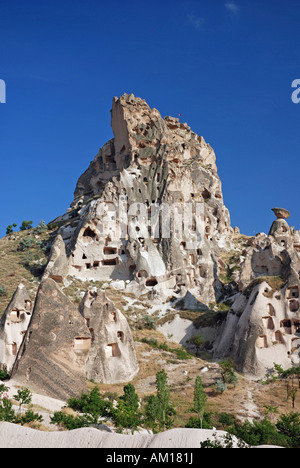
[0,226,58,316]
[242,275,287,299]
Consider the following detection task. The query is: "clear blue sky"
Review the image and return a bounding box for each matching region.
[0,0,299,237]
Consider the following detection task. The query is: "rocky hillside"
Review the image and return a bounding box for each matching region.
[0,94,299,446]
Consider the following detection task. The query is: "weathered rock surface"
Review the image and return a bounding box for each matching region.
[0,422,275,448]
[12,278,91,401]
[79,288,139,383]
[215,208,300,377]
[0,284,33,374]
[43,234,68,283]
[51,93,233,304]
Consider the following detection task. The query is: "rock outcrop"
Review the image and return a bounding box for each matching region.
[51,93,233,304]
[79,288,139,384]
[12,278,91,401]
[0,423,260,449]
[0,284,33,374]
[215,208,300,377]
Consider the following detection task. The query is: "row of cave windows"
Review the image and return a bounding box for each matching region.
[8,332,125,358]
[262,316,300,333]
[266,299,300,315]
[256,332,300,351]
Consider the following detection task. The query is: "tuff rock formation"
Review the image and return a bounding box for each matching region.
[1,94,299,403]
[0,284,32,374]
[79,288,139,384]
[51,93,233,304]
[214,208,300,377]
[12,278,91,401]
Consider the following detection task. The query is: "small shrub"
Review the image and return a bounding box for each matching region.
[17,237,35,251]
[35,220,48,234]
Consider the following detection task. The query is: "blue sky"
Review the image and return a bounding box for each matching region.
[0,0,299,237]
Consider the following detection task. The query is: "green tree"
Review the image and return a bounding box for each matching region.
[119,384,139,412]
[6,224,17,235]
[35,220,47,234]
[20,220,33,231]
[144,395,160,432]
[14,387,32,413]
[276,412,300,448]
[113,384,142,431]
[193,376,207,429]
[0,385,43,426]
[219,358,238,387]
[67,387,112,426]
[155,369,175,430]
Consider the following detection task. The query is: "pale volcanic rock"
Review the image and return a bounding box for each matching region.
[215,208,300,377]
[50,93,233,304]
[0,284,33,374]
[12,278,91,401]
[79,288,139,384]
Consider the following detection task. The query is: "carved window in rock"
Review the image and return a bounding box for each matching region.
[109,310,117,323]
[274,330,284,344]
[202,189,211,200]
[83,227,97,239]
[266,304,276,316]
[199,266,206,278]
[262,316,274,330]
[73,337,91,352]
[145,278,158,287]
[103,247,117,255]
[293,320,300,335]
[280,319,292,334]
[289,299,299,313]
[107,343,121,357]
[287,286,299,299]
[256,335,268,349]
[117,331,124,343]
[9,342,17,356]
[10,310,26,323]
[137,270,148,278]
[102,258,118,266]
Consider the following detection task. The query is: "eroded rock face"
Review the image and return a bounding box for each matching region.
[79,288,139,384]
[12,279,91,400]
[51,93,233,304]
[43,234,68,284]
[0,284,33,374]
[215,209,300,377]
